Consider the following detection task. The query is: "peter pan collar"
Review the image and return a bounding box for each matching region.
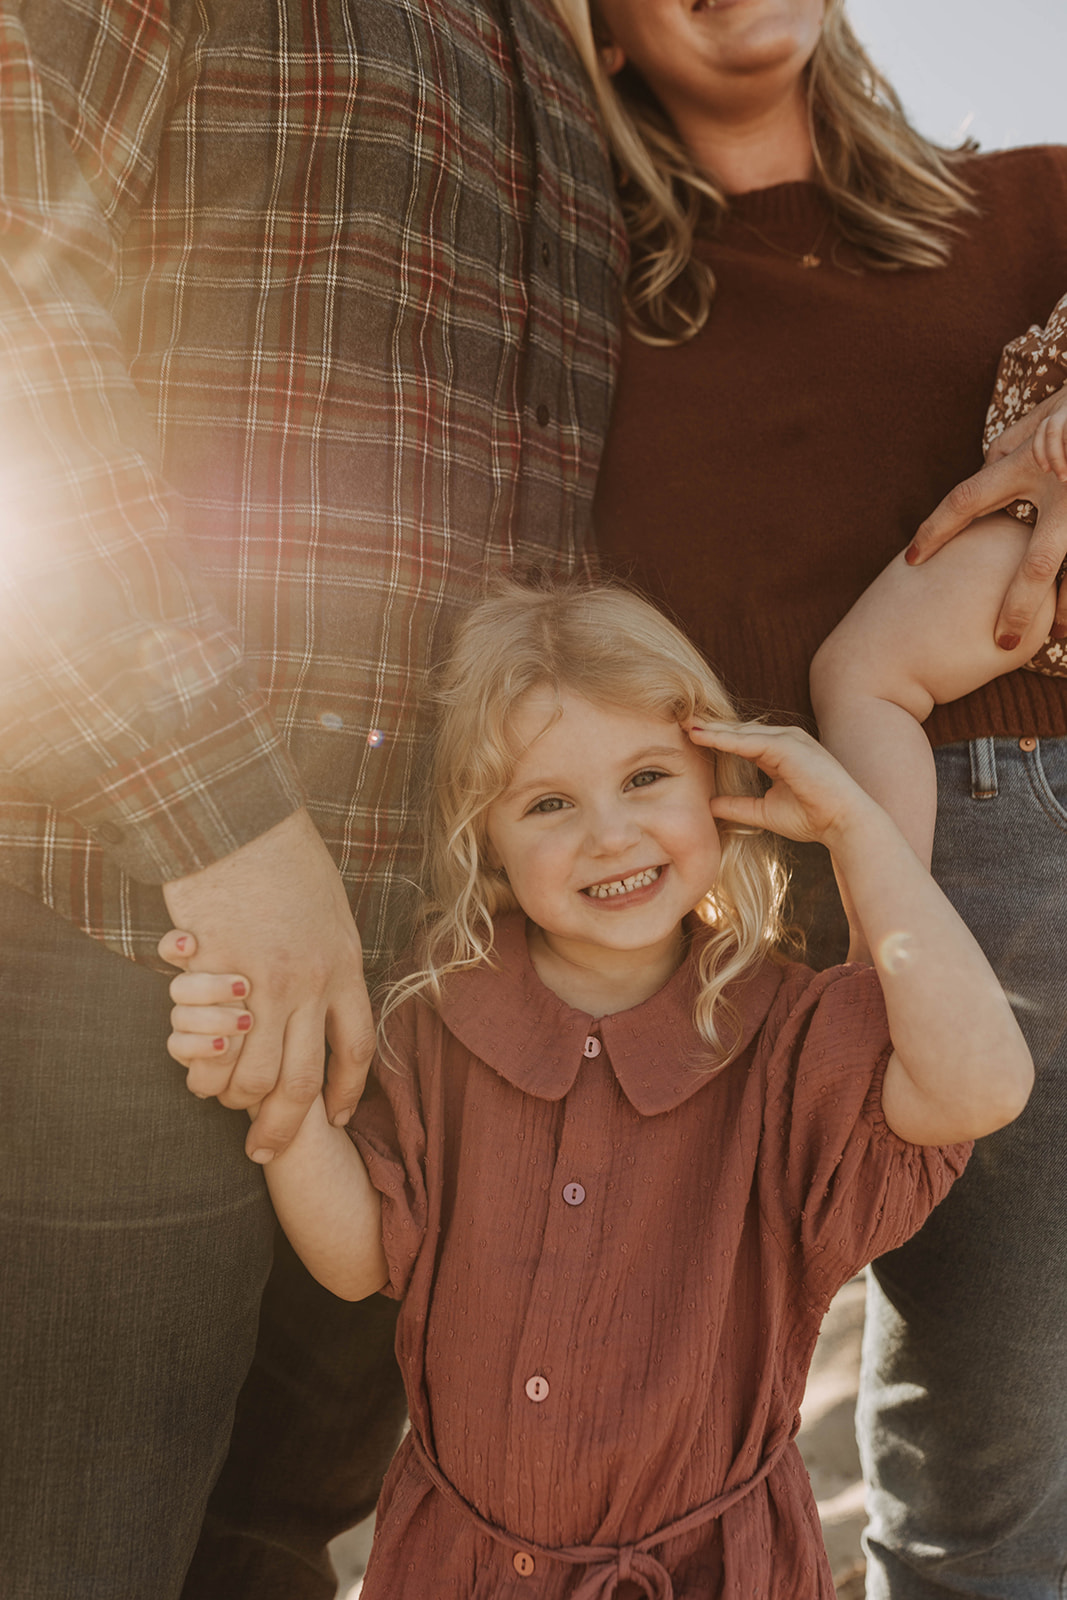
[435,914,784,1116]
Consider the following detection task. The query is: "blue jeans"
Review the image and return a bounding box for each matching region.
[0,885,404,1600]
[859,736,1067,1599]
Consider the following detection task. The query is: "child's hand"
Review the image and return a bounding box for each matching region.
[689,720,872,849]
[158,927,255,1100]
[988,386,1067,481]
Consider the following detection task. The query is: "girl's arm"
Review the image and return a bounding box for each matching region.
[696,722,1034,1147]
[810,512,1056,870]
[162,945,389,1302]
[253,1092,389,1302]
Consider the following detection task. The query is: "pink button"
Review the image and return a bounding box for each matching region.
[513,1552,536,1576]
[525,1375,550,1403]
[563,1183,586,1206]
[583,1036,602,1058]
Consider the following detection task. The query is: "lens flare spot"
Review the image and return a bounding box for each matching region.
[367,728,385,748]
[319,712,344,731]
[877,931,915,974]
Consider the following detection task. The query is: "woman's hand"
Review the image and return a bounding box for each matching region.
[689,720,873,851]
[905,416,1067,650]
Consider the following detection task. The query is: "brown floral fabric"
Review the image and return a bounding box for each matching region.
[984,289,1067,676]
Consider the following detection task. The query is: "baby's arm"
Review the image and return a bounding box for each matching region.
[810,514,1056,871]
[697,722,1034,1146]
[164,946,389,1302]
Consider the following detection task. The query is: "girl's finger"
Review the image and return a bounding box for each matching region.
[169,970,251,1006]
[158,927,199,966]
[170,1003,254,1038]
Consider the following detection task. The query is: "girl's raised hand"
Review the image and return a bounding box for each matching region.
[690,720,873,847]
[158,927,255,1100]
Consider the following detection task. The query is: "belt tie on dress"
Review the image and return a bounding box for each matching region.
[410,1427,791,1599]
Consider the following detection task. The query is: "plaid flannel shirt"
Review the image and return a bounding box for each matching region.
[0,0,625,973]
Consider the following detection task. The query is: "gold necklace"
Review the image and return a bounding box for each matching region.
[734,212,832,269]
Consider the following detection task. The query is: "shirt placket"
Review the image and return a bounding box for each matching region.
[505,1026,624,1539]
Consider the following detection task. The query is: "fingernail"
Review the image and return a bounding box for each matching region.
[175,936,189,952]
[249,1149,274,1165]
[191,1090,209,1100]
[237,1013,253,1032]
[331,1108,354,1128]
[997,633,1021,652]
[213,1037,226,1052]
[231,980,248,998]
[904,544,920,565]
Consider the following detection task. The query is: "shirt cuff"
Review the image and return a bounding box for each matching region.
[53,683,307,882]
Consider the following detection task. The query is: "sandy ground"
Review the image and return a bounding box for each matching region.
[329,1275,869,1599]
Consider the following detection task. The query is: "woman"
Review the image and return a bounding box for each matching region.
[550,2,1067,1596]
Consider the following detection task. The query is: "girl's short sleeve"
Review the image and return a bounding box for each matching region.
[758,964,972,1307]
[348,1007,429,1301]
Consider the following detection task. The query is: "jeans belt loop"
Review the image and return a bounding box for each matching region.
[969,736,998,800]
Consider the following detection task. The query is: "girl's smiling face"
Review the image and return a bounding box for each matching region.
[485,687,722,992]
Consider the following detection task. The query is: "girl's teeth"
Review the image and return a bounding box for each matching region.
[586,866,661,899]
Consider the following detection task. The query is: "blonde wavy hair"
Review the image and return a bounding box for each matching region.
[379,580,787,1067]
[550,0,976,343]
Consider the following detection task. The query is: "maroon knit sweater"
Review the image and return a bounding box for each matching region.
[595,146,1067,745]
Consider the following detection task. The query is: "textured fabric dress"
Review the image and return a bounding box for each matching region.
[350,917,970,1599]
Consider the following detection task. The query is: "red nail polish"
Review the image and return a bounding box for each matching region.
[237,1014,252,1032]
[213,1037,226,1051]
[997,633,1021,652]
[904,543,920,565]
[175,936,189,952]
[232,981,248,998]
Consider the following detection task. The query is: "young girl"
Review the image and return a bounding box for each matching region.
[811,290,1067,944]
[163,582,1031,1600]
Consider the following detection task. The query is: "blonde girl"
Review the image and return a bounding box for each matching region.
[162,582,1030,1600]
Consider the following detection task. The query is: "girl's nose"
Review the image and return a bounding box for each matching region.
[586,801,641,855]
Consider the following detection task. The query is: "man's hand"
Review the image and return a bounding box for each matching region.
[162,809,373,1163]
[905,427,1067,652]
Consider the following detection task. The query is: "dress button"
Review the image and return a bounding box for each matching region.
[540,241,551,267]
[583,1035,602,1058]
[525,1375,550,1403]
[535,403,551,427]
[1019,736,1037,752]
[514,1551,536,1576]
[563,1182,586,1206]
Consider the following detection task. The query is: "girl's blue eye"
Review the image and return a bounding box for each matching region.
[629,769,667,789]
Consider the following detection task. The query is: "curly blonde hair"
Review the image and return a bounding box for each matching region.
[550,0,976,344]
[379,579,787,1067]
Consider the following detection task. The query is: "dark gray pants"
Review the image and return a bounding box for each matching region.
[0,885,404,1600]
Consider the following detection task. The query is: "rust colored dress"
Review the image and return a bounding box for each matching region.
[350,916,970,1599]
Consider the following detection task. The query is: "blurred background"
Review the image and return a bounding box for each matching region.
[849,0,1067,151]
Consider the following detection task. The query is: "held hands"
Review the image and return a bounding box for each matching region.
[905,388,1067,649]
[690,720,874,849]
[160,809,374,1163]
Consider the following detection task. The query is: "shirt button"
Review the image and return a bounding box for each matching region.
[540,241,551,267]
[583,1035,601,1058]
[525,1375,550,1403]
[514,1552,536,1576]
[1019,736,1037,751]
[563,1183,586,1206]
[535,403,551,427]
